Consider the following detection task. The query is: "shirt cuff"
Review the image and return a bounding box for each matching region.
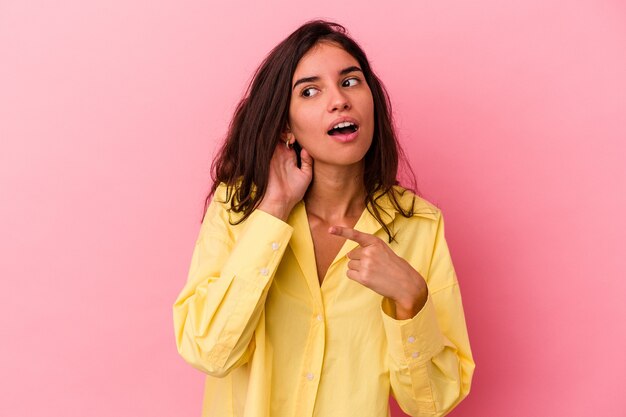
[380,291,446,366]
[222,208,294,289]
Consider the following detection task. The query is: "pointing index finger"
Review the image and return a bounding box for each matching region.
[328,226,378,246]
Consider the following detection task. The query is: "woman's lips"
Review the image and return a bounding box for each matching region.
[327,127,359,143]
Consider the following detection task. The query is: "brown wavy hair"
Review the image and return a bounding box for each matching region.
[204,19,419,242]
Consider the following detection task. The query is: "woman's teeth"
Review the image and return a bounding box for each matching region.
[332,121,356,130]
[328,123,358,135]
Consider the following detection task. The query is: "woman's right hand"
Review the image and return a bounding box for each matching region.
[257,140,313,221]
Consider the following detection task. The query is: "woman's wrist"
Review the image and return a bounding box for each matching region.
[257,199,293,222]
[392,280,428,320]
[393,295,427,320]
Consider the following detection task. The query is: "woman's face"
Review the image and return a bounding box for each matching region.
[287,41,375,169]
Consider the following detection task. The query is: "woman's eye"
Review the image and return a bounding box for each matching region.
[300,87,317,97]
[301,78,359,98]
[343,77,359,87]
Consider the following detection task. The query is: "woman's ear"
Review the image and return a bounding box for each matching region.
[282,124,295,144]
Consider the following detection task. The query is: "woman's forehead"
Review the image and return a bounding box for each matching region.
[293,42,359,79]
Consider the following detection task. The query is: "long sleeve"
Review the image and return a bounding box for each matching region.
[172,188,293,377]
[381,212,475,416]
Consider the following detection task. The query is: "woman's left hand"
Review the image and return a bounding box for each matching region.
[329,226,428,320]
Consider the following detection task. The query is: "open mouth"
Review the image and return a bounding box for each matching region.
[327,123,359,136]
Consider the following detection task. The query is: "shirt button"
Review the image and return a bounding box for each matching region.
[306,372,314,381]
[411,351,420,358]
[271,242,279,251]
[407,336,416,343]
[260,267,269,276]
[316,314,323,321]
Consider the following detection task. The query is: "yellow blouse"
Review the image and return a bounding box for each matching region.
[173,184,474,417]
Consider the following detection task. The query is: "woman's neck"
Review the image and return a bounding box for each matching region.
[303,162,366,221]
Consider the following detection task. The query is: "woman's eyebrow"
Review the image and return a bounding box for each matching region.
[292,66,363,91]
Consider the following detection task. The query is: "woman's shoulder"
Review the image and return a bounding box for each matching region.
[204,181,248,225]
[211,180,253,205]
[383,185,441,221]
[212,181,232,204]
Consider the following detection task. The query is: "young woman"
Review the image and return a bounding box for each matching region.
[173,19,474,417]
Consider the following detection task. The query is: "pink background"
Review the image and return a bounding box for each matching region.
[1,1,625,416]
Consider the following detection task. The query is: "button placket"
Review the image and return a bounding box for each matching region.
[406,334,419,360]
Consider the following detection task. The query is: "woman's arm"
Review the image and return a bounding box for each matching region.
[172,186,294,377]
[173,137,312,377]
[381,212,475,416]
[330,211,474,415]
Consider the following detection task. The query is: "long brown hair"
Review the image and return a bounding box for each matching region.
[205,19,419,242]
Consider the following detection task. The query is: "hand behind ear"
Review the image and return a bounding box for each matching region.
[299,146,313,177]
[258,136,313,221]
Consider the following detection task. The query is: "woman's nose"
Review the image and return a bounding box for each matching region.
[328,87,351,112]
